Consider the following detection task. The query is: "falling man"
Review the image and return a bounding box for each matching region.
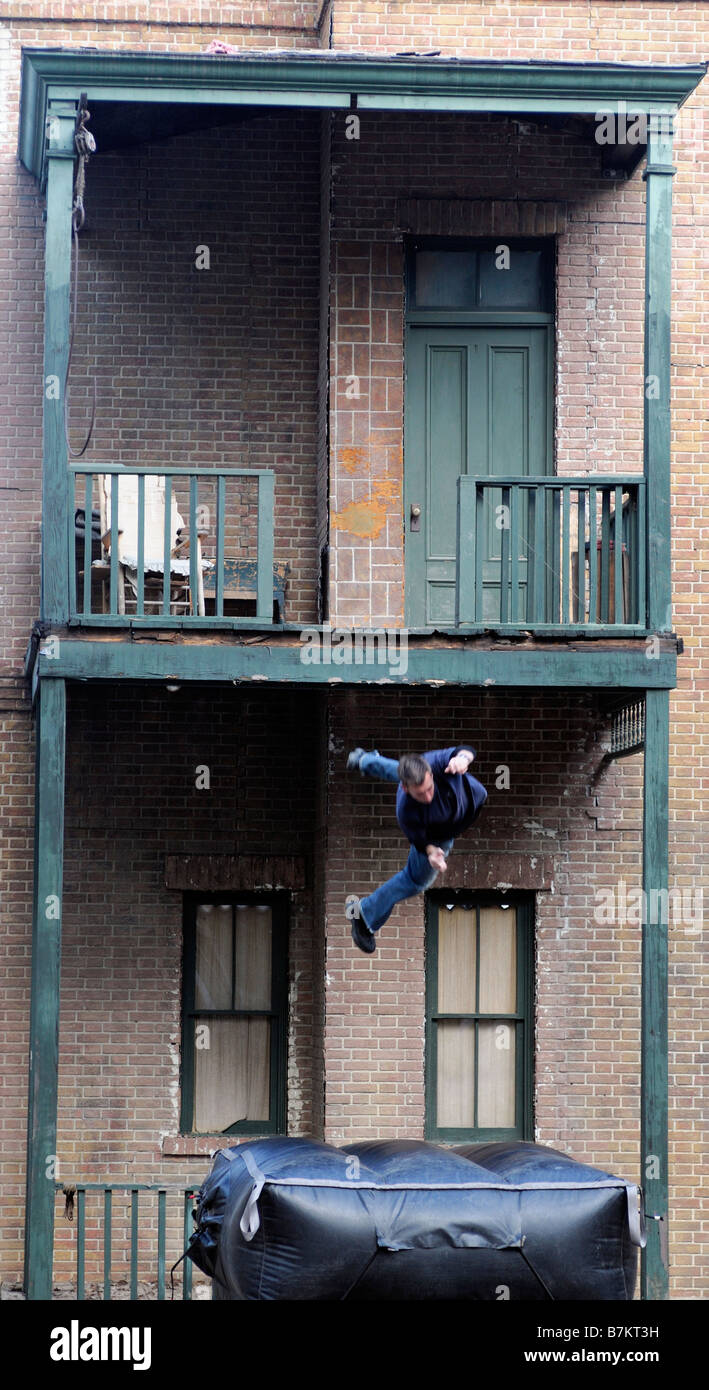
[345,745,488,953]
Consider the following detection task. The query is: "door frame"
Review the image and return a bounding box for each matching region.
[403,236,556,628]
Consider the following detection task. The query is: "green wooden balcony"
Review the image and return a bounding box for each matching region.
[457,475,646,634]
[53,1181,202,1300]
[69,464,281,627]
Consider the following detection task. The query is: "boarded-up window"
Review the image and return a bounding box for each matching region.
[182,896,287,1135]
[426,897,532,1140]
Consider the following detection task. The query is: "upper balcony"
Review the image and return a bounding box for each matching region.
[19,48,702,693]
[67,463,646,636]
[70,464,280,628]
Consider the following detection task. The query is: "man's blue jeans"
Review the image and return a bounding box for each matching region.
[357,751,453,933]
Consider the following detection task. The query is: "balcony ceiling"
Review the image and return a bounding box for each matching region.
[19,47,706,184]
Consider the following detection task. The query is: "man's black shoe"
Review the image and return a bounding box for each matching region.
[347,748,365,771]
[351,919,376,954]
[346,894,376,953]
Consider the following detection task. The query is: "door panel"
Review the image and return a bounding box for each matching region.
[405,325,552,626]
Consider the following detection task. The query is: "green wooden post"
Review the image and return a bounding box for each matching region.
[641,688,670,1300]
[24,678,67,1299]
[256,471,274,622]
[643,119,674,634]
[640,116,674,1302]
[42,101,76,624]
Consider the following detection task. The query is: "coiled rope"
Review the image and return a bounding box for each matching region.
[64,101,97,459]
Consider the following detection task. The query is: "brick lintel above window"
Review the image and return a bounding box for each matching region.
[165,854,306,892]
[439,853,554,892]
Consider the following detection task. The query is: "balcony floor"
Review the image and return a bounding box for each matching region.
[26,623,679,693]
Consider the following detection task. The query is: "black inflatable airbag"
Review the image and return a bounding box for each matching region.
[185,1137,643,1300]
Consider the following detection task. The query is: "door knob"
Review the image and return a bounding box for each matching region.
[410,504,421,532]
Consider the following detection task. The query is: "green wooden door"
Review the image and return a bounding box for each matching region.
[405,323,552,626]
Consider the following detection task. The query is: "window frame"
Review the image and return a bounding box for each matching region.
[405,235,556,324]
[180,890,288,1137]
[424,890,535,1143]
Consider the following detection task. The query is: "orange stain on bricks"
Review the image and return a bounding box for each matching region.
[333,498,388,537]
[332,444,402,539]
[340,447,365,474]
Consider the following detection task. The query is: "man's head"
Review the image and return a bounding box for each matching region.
[398,753,435,804]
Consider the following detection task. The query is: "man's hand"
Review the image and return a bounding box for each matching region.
[445,750,474,775]
[426,845,448,874]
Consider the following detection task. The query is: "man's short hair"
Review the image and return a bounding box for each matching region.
[398,753,431,788]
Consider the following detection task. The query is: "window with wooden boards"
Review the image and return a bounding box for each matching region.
[181,894,287,1135]
[425,895,534,1141]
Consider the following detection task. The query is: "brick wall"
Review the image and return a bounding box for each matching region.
[34,681,320,1285]
[326,109,674,626]
[63,112,320,631]
[323,690,681,1274]
[324,689,643,1151]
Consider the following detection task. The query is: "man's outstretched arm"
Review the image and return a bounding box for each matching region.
[424,745,476,776]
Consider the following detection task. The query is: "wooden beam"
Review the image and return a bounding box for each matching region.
[33,635,677,688]
[24,679,66,1300]
[641,689,670,1300]
[643,120,675,633]
[42,101,75,624]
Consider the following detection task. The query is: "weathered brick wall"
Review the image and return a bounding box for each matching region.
[323,689,655,1261]
[44,682,321,1284]
[326,105,697,625]
[75,111,320,625]
[322,676,705,1299]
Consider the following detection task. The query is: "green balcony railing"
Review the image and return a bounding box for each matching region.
[457,475,647,633]
[55,1182,202,1300]
[69,465,278,627]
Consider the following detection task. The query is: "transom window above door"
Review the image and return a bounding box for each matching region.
[409,240,554,315]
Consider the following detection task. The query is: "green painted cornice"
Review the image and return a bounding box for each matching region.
[19,46,706,183]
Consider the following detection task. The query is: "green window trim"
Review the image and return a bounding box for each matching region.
[180,890,288,1137]
[425,891,534,1143]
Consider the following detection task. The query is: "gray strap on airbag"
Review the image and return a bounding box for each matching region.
[238,1149,266,1241]
[626,1185,646,1248]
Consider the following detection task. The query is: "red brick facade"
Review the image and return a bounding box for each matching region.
[0,1,706,1300]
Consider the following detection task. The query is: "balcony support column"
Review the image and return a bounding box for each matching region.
[42,100,76,624]
[643,118,674,634]
[641,688,670,1301]
[24,678,67,1299]
[641,117,674,1301]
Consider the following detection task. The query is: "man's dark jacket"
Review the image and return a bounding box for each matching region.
[396,745,487,852]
